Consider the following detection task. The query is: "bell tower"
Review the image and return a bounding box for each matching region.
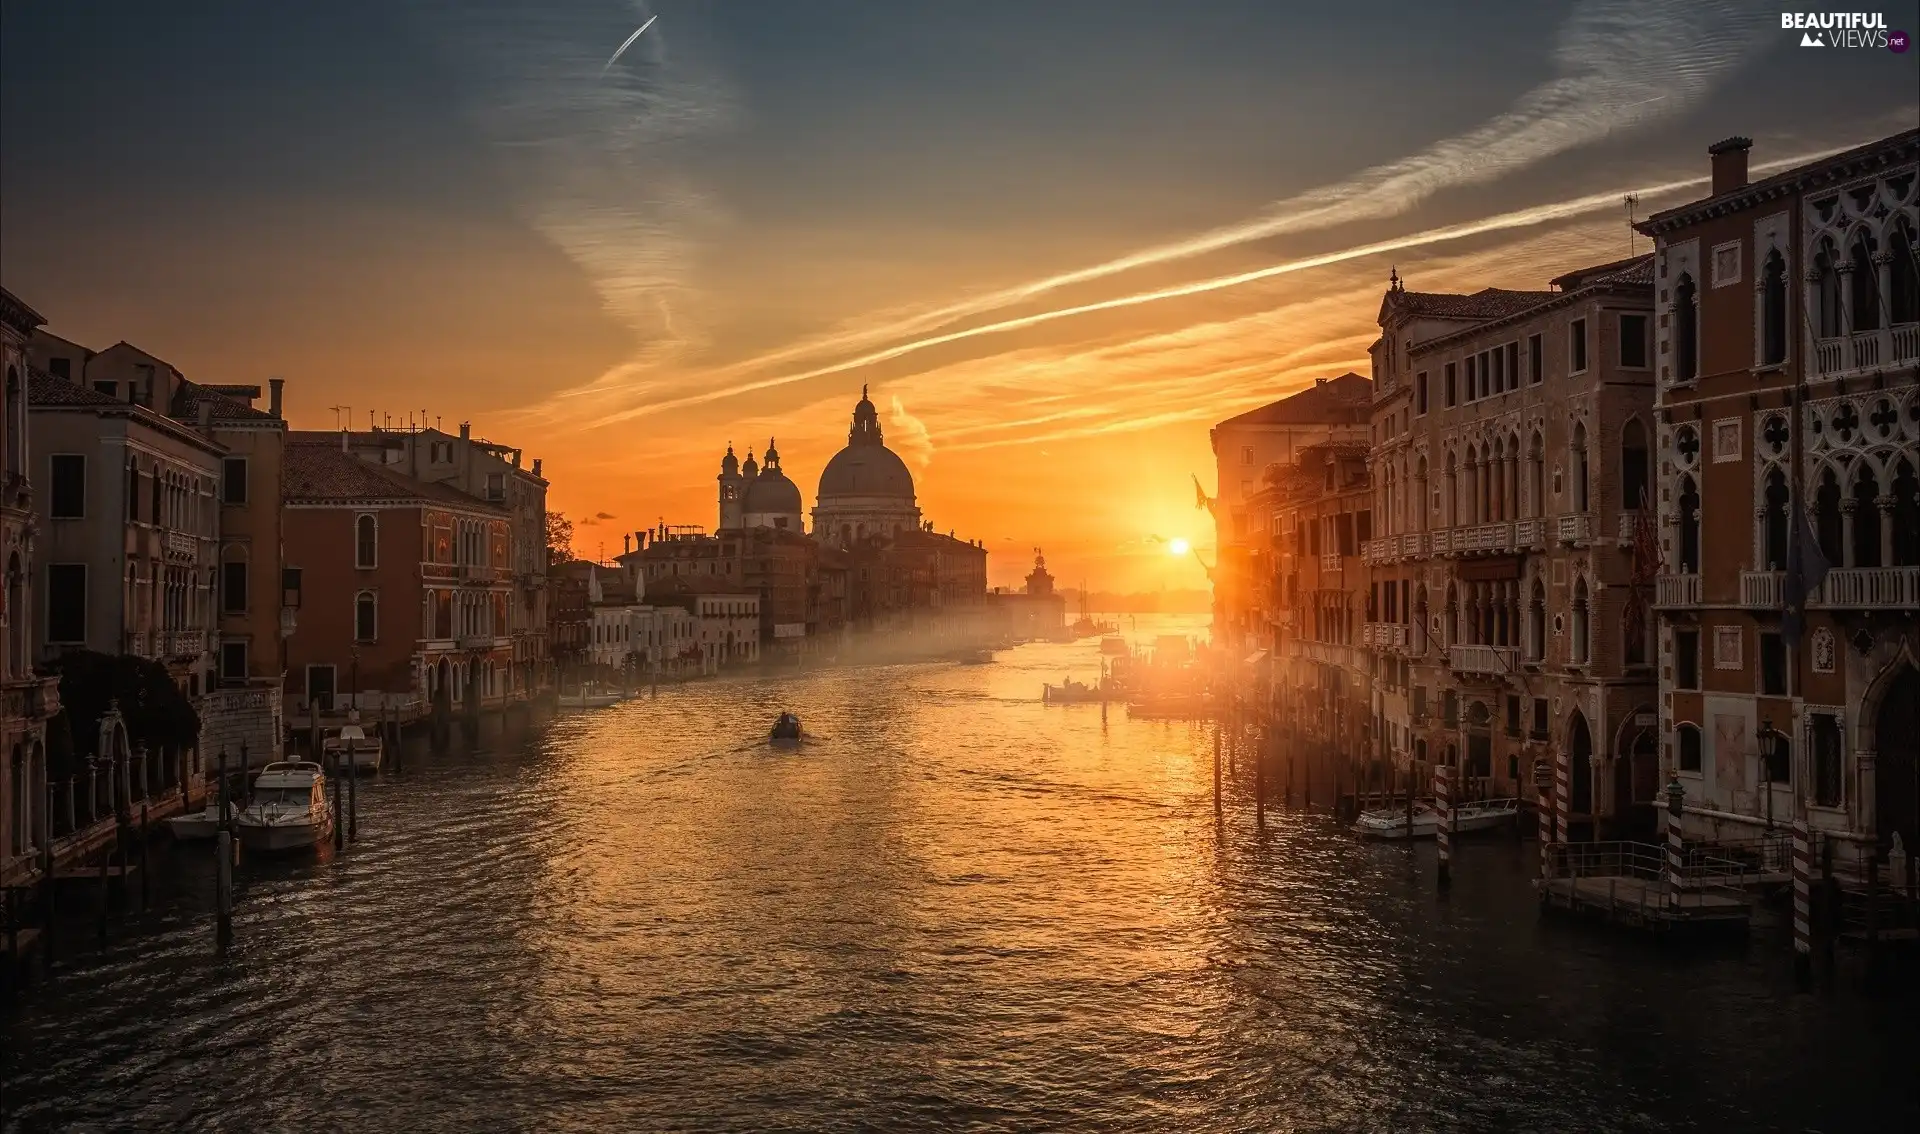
[717,443,743,530]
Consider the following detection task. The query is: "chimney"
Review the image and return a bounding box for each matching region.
[532,458,543,478]
[1708,136,1752,196]
[268,377,285,419]
[512,448,522,468]
[340,429,349,453]
[459,421,471,442]
[1315,377,1327,387]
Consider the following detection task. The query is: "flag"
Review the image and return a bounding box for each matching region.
[1782,496,1830,650]
[1193,474,1214,514]
[1624,487,1660,655]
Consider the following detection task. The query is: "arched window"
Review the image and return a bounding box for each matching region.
[1529,432,1545,518]
[1677,722,1703,773]
[1528,579,1546,662]
[1891,221,1920,325]
[355,591,377,642]
[1813,243,1843,338]
[1761,467,1789,570]
[1761,250,1788,364]
[1571,578,1591,665]
[1415,454,1429,532]
[1815,466,1844,564]
[356,514,378,569]
[126,460,141,523]
[1464,446,1480,524]
[1850,232,1881,332]
[1445,450,1459,527]
[1678,475,1701,573]
[1852,465,1883,567]
[1893,458,1920,567]
[1620,419,1649,510]
[1572,423,1590,513]
[1674,273,1698,382]
[1445,582,1459,647]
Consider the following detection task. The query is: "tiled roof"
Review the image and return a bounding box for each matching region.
[1414,255,1654,353]
[1640,129,1919,235]
[1550,253,1654,291]
[1213,372,1374,429]
[284,441,505,511]
[1391,287,1558,321]
[27,369,124,407]
[1,287,47,335]
[171,379,279,424]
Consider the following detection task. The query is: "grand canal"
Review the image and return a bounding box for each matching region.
[2,618,1910,1132]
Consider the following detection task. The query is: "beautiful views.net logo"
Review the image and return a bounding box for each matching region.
[1781,12,1908,50]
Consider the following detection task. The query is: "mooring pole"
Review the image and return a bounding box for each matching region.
[139,801,151,910]
[1665,777,1686,913]
[1791,816,1813,988]
[1435,764,1452,891]
[331,752,345,853]
[1212,725,1222,819]
[346,739,358,843]
[1254,728,1265,829]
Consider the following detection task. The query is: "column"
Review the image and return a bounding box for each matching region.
[1874,251,1895,360]
[1840,499,1858,568]
[1877,494,1895,568]
[1836,261,1855,340]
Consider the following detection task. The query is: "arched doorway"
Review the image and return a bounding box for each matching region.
[1613,721,1659,840]
[1876,666,1919,853]
[1568,711,1593,839]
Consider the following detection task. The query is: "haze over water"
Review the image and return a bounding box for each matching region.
[2,618,1906,1131]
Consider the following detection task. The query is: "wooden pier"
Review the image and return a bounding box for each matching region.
[1539,840,1755,933]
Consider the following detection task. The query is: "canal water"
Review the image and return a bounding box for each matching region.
[2,617,1910,1132]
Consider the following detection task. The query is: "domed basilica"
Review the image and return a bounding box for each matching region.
[714,386,923,547]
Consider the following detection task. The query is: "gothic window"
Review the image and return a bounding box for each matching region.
[355,591,377,642]
[1892,222,1920,325]
[1527,580,1546,662]
[1678,474,1701,573]
[1677,723,1703,773]
[1811,713,1843,808]
[1893,458,1920,567]
[1529,432,1545,518]
[356,514,378,569]
[1674,274,1698,382]
[1761,467,1789,570]
[1570,578,1591,665]
[1761,250,1788,364]
[1851,465,1883,567]
[1850,233,1881,332]
[1572,423,1590,513]
[1620,418,1649,510]
[1813,244,1843,338]
[1815,466,1844,565]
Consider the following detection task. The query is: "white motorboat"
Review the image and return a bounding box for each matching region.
[235,761,333,853]
[1351,797,1522,840]
[322,713,383,774]
[166,800,224,841]
[562,687,624,709]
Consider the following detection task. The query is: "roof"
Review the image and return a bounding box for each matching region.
[1549,254,1654,291]
[171,379,280,425]
[0,287,47,336]
[1639,129,1919,236]
[1385,287,1559,322]
[284,441,506,512]
[1212,372,1373,429]
[26,368,230,453]
[1413,254,1653,354]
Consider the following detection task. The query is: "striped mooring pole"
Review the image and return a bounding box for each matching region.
[1533,757,1554,881]
[1792,817,1813,984]
[1435,763,1453,891]
[1665,777,1686,911]
[1554,742,1571,847]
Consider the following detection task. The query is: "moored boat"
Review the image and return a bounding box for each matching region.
[166,800,224,841]
[770,712,803,745]
[1043,679,1111,704]
[235,761,333,853]
[562,687,625,709]
[322,712,382,774]
[1351,797,1521,840]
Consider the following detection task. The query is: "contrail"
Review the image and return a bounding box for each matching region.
[586,145,1851,423]
[602,14,656,75]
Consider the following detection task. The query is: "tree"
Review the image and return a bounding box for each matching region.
[546,510,576,566]
[45,651,201,778]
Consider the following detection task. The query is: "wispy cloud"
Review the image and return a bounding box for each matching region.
[887,396,934,469]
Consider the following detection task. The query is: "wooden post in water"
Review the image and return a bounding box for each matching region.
[1434,764,1452,891]
[139,802,150,910]
[1791,816,1813,987]
[215,751,232,955]
[1254,728,1265,829]
[347,738,358,843]
[1866,857,1880,961]
[40,788,55,967]
[331,751,345,853]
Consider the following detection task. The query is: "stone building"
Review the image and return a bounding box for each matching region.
[1636,130,1920,852]
[0,289,62,889]
[1364,256,1659,833]
[1208,373,1372,654]
[281,438,515,721]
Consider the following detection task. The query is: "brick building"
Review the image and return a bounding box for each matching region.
[1637,130,1919,851]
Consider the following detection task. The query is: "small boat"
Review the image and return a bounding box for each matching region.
[1043,679,1110,704]
[1099,636,1130,656]
[1351,797,1522,840]
[166,800,224,841]
[322,713,383,775]
[1126,693,1211,719]
[770,712,803,745]
[234,761,333,853]
[955,649,994,665]
[562,687,624,709]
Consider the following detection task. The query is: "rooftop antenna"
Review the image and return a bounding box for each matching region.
[368,409,375,431]
[330,405,349,430]
[1624,194,1640,257]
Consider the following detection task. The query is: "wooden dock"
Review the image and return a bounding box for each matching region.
[1541,875,1751,930]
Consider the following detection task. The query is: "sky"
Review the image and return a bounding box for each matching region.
[3,0,1916,589]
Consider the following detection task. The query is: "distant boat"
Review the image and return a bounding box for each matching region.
[1099,636,1130,656]
[955,648,994,665]
[770,712,803,746]
[562,687,624,709]
[234,761,333,853]
[1351,798,1521,840]
[322,714,382,774]
[1043,679,1112,704]
[1125,692,1211,719]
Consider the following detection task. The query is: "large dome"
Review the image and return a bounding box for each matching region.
[818,444,915,502]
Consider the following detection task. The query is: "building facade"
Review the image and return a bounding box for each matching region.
[1638,131,1920,853]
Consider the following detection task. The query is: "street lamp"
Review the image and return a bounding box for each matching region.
[1759,717,1782,830]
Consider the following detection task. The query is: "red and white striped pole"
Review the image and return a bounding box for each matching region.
[1535,757,1554,881]
[1554,741,1571,847]
[1792,816,1813,985]
[1435,763,1453,890]
[1665,777,1686,911]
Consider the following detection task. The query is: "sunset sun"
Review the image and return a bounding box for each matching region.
[1167,537,1191,557]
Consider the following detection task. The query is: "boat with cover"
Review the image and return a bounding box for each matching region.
[166,800,224,841]
[235,761,333,853]
[1350,797,1521,840]
[322,711,382,774]
[770,712,803,745]
[563,686,625,709]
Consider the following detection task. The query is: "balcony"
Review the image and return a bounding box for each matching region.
[1556,513,1594,545]
[1319,552,1344,573]
[1457,520,1514,555]
[165,529,198,559]
[1362,538,1392,565]
[1400,532,1426,558]
[1448,643,1516,676]
[1816,566,1920,610]
[1814,324,1920,377]
[161,630,206,658]
[1616,510,1644,544]
[1364,622,1410,649]
[1513,517,1546,549]
[1741,571,1783,609]
[1655,573,1702,608]
[458,634,505,651]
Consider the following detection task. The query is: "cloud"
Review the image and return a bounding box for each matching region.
[594,511,617,520]
[888,396,934,469]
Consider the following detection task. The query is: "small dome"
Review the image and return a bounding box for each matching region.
[720,443,738,476]
[743,466,802,515]
[742,449,759,477]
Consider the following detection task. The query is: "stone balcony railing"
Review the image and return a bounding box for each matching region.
[1448,643,1517,675]
[1813,323,1920,377]
[1818,566,1920,610]
[166,529,198,559]
[1655,573,1703,608]
[1556,512,1594,545]
[1319,552,1344,573]
[1741,571,1783,608]
[1616,510,1644,543]
[1514,517,1547,549]
[1363,622,1411,649]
